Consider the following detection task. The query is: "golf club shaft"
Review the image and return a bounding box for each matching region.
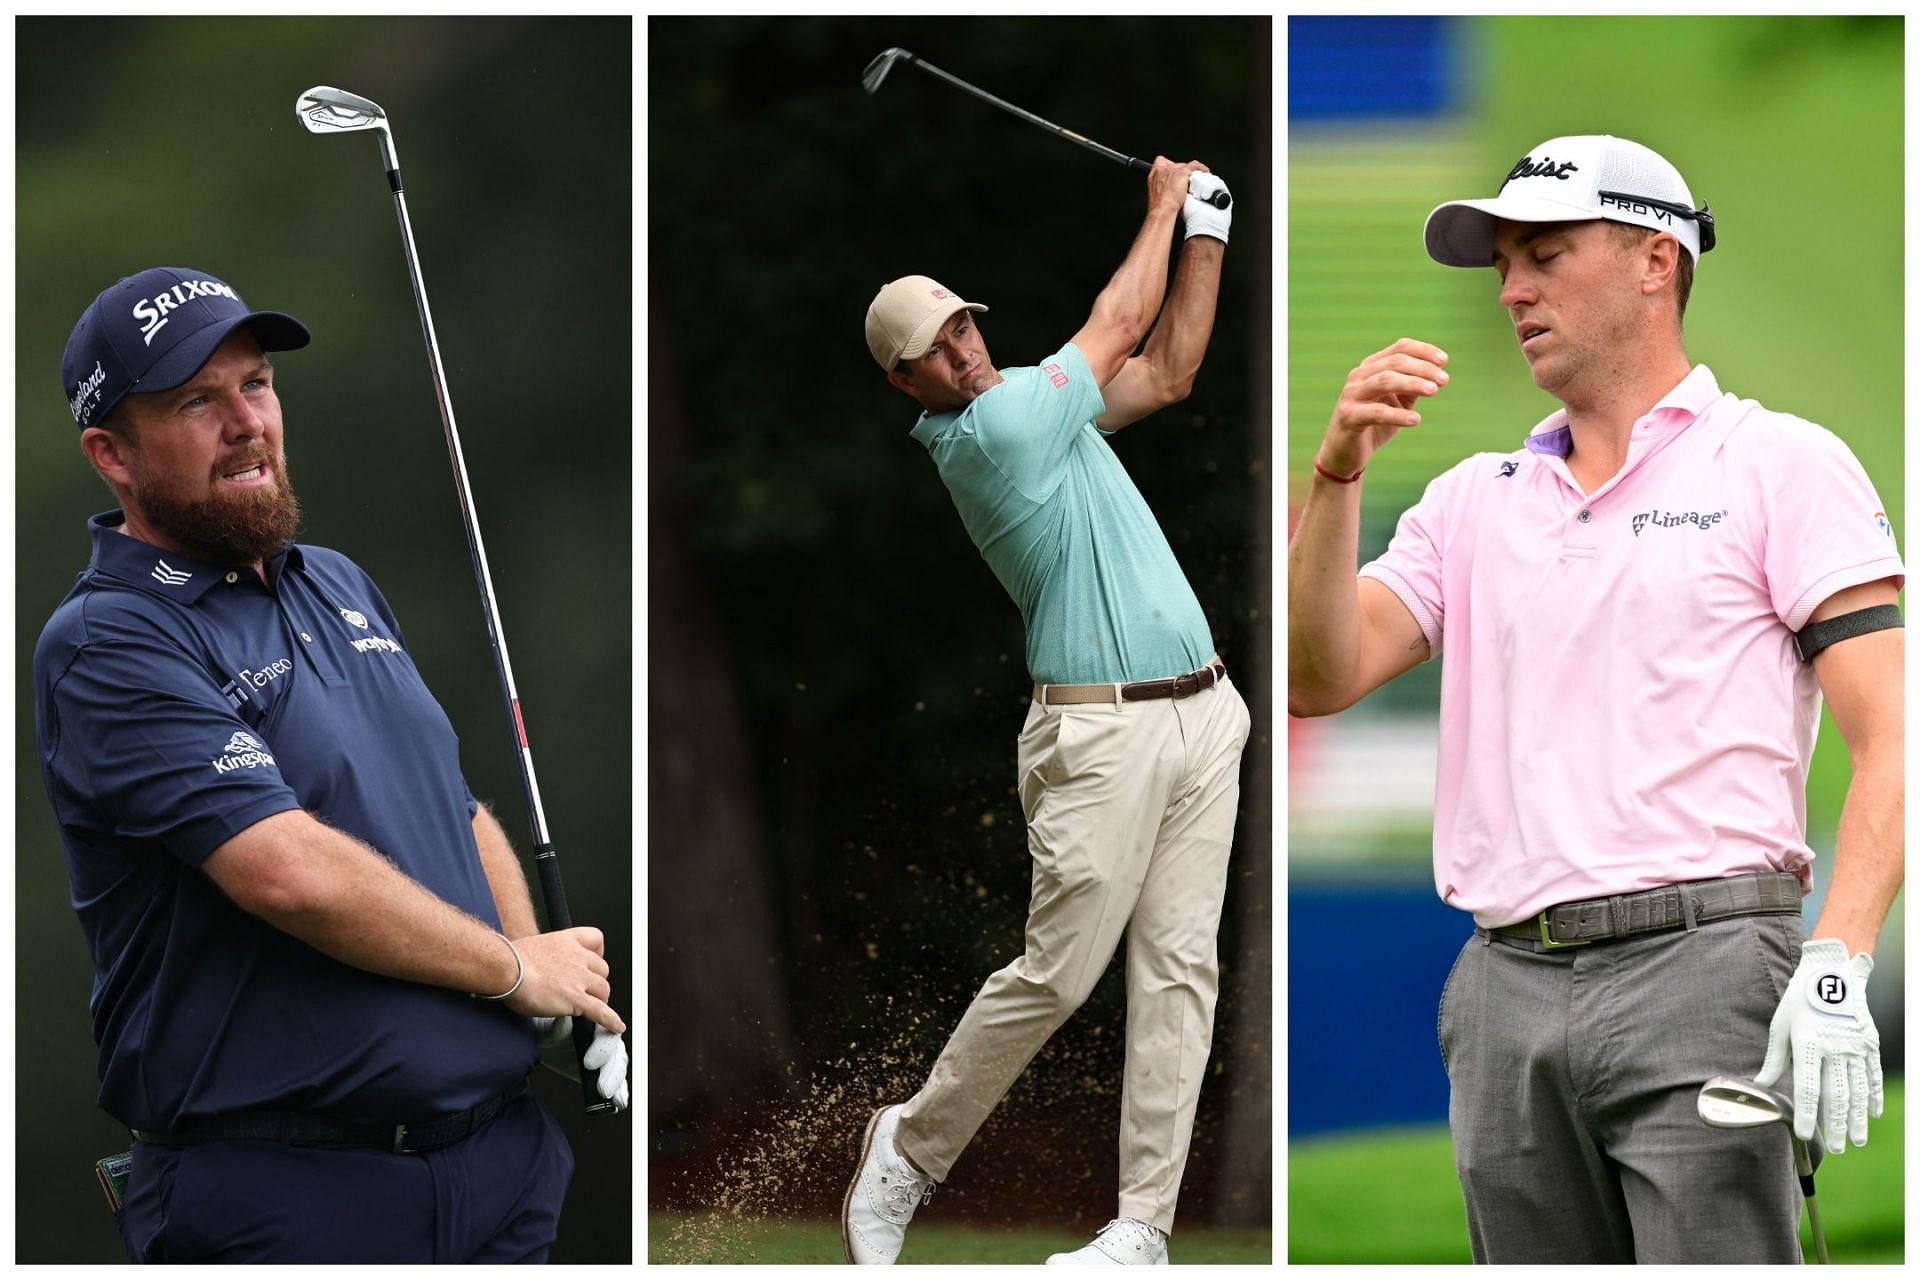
[382,177,611,1115]
[900,54,1230,210]
[1791,1136,1828,1264]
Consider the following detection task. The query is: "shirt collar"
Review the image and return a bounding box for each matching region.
[1522,364,1723,457]
[85,509,304,603]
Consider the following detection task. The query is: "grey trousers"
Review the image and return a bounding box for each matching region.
[1438,911,1807,1264]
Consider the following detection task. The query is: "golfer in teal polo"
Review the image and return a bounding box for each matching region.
[841,157,1251,1267]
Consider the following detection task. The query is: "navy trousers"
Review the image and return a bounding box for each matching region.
[118,1093,574,1263]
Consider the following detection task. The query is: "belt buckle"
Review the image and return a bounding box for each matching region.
[392,1122,411,1153]
[1538,912,1590,949]
[1172,673,1196,698]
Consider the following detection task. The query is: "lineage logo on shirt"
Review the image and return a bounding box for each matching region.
[1631,508,1728,537]
[212,729,276,774]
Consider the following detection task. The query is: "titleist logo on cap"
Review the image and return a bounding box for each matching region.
[1507,156,1580,182]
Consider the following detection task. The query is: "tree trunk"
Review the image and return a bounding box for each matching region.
[647,309,796,1124]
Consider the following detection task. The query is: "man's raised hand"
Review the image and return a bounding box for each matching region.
[1320,338,1450,478]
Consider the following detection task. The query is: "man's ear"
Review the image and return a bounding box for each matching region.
[1641,232,1680,298]
[80,426,134,489]
[886,368,919,399]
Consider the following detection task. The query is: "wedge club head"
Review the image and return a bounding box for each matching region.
[296,85,398,172]
[861,47,911,95]
[1697,1075,1794,1129]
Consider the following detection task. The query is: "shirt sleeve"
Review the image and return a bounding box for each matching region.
[1357,467,1460,657]
[41,625,303,866]
[969,341,1107,501]
[1757,423,1906,629]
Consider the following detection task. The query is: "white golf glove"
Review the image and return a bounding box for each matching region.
[1754,938,1881,1153]
[1183,173,1232,243]
[534,1015,630,1112]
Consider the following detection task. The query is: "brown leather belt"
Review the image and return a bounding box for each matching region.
[1484,871,1802,951]
[1035,658,1225,707]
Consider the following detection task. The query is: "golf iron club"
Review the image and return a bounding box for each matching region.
[294,85,612,1115]
[860,48,1230,210]
[1697,1075,1827,1263]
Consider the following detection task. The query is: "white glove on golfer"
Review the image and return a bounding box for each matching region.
[1183,173,1232,243]
[534,1015,630,1112]
[1754,938,1881,1153]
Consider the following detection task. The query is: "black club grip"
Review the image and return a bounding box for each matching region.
[534,844,617,1114]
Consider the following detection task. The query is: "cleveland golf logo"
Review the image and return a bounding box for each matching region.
[131,278,240,347]
[1816,974,1848,1005]
[212,729,276,774]
[69,360,107,423]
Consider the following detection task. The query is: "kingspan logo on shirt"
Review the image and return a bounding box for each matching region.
[212,729,276,774]
[1631,508,1728,537]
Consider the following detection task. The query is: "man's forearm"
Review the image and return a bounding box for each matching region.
[1810,747,1904,954]
[1286,469,1368,714]
[215,810,522,996]
[473,801,541,938]
[1137,237,1224,394]
[1089,206,1181,346]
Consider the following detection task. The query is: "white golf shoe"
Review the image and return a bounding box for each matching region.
[841,1103,934,1264]
[1046,1218,1170,1265]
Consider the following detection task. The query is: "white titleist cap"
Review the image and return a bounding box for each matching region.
[1424,134,1714,268]
[865,275,989,371]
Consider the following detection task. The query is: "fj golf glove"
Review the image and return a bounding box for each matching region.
[534,1015,631,1112]
[1754,938,1881,1153]
[1183,173,1232,243]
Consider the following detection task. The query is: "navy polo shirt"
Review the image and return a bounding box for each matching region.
[33,511,535,1130]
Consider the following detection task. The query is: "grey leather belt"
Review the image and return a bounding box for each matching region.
[1485,871,1802,951]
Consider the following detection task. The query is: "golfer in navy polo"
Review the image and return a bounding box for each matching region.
[33,267,630,1263]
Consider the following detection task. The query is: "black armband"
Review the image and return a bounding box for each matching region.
[1794,604,1902,663]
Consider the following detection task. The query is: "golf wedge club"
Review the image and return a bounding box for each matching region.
[295,85,612,1114]
[860,48,1231,210]
[1697,1075,1828,1264]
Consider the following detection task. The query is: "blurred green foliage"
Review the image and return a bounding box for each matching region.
[16,17,630,1263]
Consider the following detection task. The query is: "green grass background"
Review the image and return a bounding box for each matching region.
[646,1213,1272,1264]
[1289,1078,1903,1263]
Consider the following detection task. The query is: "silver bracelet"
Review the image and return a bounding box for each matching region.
[474,932,524,1001]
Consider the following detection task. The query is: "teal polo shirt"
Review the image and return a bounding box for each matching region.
[908,341,1214,684]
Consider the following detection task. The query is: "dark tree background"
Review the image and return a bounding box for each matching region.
[648,16,1272,1242]
[15,17,631,1263]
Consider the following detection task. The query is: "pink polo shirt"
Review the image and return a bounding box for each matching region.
[1360,365,1903,926]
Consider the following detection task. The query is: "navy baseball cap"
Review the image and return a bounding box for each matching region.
[62,266,311,429]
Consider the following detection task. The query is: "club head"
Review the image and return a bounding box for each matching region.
[861,48,912,95]
[296,85,398,172]
[1697,1075,1794,1129]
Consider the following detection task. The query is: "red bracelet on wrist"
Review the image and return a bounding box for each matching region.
[1313,458,1364,485]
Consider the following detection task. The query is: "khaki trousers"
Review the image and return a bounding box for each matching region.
[894,676,1251,1235]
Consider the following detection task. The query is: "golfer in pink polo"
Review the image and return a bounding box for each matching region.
[1288,135,1903,1264]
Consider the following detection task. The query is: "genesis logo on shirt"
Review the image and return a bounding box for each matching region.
[212,729,276,774]
[1631,508,1728,537]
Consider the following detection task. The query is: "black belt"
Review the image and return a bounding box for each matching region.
[1484,871,1802,951]
[131,1079,528,1155]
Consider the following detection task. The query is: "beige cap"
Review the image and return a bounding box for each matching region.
[864,275,988,371]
